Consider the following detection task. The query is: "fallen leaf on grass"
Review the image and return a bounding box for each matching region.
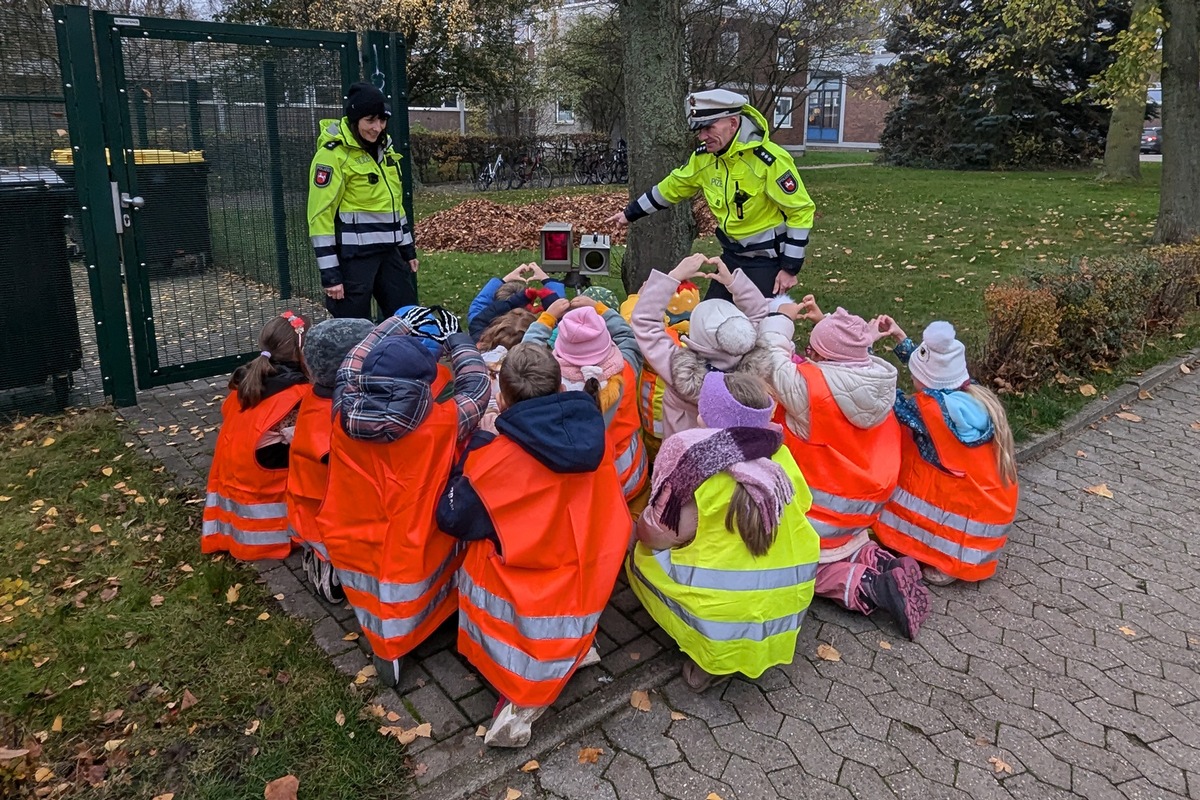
[0,496,10,502]
[151,794,175,800]
[816,643,842,662]
[578,746,604,764]
[150,595,164,607]
[1118,626,1137,637]
[226,584,241,604]
[504,789,522,800]
[630,690,651,712]
[101,467,114,477]
[1079,384,1097,397]
[41,437,55,447]
[180,689,199,710]
[0,747,30,762]
[354,664,377,685]
[244,719,260,735]
[670,711,688,721]
[335,710,345,727]
[103,739,125,752]
[35,767,54,782]
[51,716,62,733]
[378,722,431,744]
[257,612,270,621]
[988,755,1013,774]
[178,564,194,573]
[1115,412,1142,423]
[879,640,893,650]
[101,709,124,725]
[520,760,540,772]
[264,774,299,800]
[100,586,119,603]
[1084,484,1114,499]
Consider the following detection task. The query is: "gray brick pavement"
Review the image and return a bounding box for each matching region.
[119,358,1200,800]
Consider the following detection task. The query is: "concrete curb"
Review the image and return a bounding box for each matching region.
[1016,347,1200,464]
[413,651,682,800]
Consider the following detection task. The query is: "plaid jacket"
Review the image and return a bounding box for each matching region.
[335,316,490,443]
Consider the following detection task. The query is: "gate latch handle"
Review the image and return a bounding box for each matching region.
[120,192,145,209]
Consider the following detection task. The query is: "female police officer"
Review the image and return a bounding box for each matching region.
[307,82,418,318]
[607,89,815,301]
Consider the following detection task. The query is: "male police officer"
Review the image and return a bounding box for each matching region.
[607,89,815,300]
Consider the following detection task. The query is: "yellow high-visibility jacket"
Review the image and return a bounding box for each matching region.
[624,105,815,273]
[307,117,415,287]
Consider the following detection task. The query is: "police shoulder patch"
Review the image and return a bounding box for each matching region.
[314,164,333,188]
[754,145,776,165]
[323,140,341,150]
[776,170,798,195]
[694,144,709,156]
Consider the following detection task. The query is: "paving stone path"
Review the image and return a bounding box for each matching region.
[119,360,1200,800]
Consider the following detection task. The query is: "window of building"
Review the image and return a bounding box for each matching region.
[719,30,740,62]
[806,75,842,143]
[774,95,793,128]
[777,38,796,70]
[556,98,575,125]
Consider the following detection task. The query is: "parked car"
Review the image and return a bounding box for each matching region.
[1141,127,1162,154]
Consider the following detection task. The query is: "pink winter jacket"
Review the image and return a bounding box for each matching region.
[631,268,769,439]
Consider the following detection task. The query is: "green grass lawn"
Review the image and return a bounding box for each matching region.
[795,149,879,166]
[211,163,1186,439]
[0,412,406,798]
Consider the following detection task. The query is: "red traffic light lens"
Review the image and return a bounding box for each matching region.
[544,232,569,261]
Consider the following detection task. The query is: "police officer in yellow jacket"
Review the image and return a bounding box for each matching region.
[607,89,815,300]
[307,82,418,318]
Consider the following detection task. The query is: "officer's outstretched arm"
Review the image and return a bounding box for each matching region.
[307,152,348,287]
[764,156,815,274]
[622,152,704,223]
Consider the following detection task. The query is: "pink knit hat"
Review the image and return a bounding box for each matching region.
[808,307,880,366]
[554,307,616,367]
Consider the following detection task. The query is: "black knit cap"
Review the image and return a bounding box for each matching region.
[344,82,391,123]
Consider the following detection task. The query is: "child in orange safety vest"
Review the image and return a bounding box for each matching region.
[761,297,930,640]
[437,342,631,748]
[522,292,648,511]
[287,317,375,603]
[203,311,310,562]
[318,306,492,687]
[872,317,1020,585]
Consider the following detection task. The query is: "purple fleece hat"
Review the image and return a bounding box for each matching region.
[698,371,773,429]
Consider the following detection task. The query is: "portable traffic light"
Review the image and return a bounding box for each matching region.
[539,222,573,270]
[578,232,611,276]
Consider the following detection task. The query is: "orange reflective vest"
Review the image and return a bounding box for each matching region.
[774,362,901,551]
[317,370,463,660]
[608,361,648,501]
[203,384,308,561]
[457,435,631,707]
[286,392,334,561]
[873,392,1019,582]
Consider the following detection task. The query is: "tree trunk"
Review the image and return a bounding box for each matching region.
[617,0,696,293]
[1099,91,1144,181]
[1154,0,1200,243]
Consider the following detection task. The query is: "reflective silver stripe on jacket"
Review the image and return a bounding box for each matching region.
[808,488,885,519]
[636,186,670,215]
[652,548,816,592]
[337,549,458,605]
[807,517,865,540]
[460,613,578,683]
[201,518,291,546]
[339,210,403,225]
[876,510,1002,566]
[340,230,413,247]
[352,577,455,639]
[630,554,808,641]
[458,570,601,641]
[205,492,288,520]
[890,488,1010,539]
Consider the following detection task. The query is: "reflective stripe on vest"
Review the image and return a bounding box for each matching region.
[201,517,291,546]
[337,548,458,605]
[808,488,884,519]
[459,613,578,684]
[459,570,601,641]
[206,492,288,520]
[890,487,1010,540]
[353,576,456,639]
[876,509,1001,566]
[638,371,665,438]
[651,548,816,591]
[629,552,809,642]
[615,434,646,496]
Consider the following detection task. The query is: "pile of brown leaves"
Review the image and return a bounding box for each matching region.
[418,192,717,253]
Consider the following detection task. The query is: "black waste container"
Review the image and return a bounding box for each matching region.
[53,149,213,278]
[0,169,83,410]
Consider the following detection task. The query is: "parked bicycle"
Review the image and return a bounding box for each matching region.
[475,150,513,192]
[606,140,628,184]
[509,151,555,190]
[572,145,611,185]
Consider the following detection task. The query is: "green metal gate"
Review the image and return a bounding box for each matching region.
[53,7,413,404]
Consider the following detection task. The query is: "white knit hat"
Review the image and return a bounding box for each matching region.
[682,299,757,370]
[908,321,970,390]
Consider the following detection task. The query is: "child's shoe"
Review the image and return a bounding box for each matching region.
[681,658,730,693]
[579,645,601,668]
[921,566,958,587]
[372,654,404,689]
[862,560,930,641]
[484,701,546,748]
[313,558,346,604]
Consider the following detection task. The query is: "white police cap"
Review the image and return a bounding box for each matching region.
[687,88,749,130]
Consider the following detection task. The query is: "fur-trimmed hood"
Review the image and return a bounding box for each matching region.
[668,343,774,404]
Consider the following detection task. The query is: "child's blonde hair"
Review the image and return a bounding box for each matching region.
[719,373,779,557]
[477,308,535,352]
[499,342,561,405]
[964,383,1018,486]
[231,313,307,409]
